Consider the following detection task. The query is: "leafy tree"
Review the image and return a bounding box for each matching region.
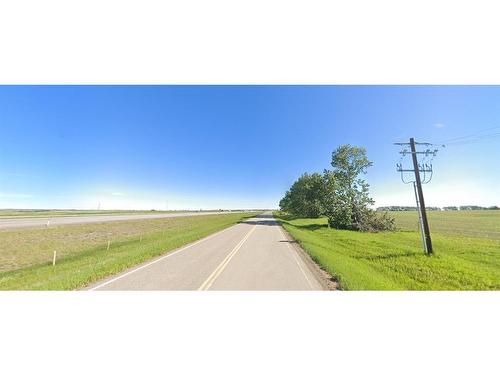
[279,173,326,218]
[279,144,395,232]
[320,170,347,227]
[278,190,293,215]
[324,145,374,229]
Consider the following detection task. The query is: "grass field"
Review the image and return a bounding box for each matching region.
[389,210,500,240]
[0,209,219,218]
[0,212,258,290]
[275,210,500,290]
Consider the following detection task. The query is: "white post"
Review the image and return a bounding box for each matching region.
[107,240,110,251]
[47,220,50,228]
[52,251,57,266]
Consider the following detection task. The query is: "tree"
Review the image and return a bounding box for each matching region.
[279,191,291,212]
[279,172,326,218]
[279,144,394,232]
[321,170,348,227]
[324,145,374,229]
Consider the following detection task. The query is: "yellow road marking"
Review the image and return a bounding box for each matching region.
[198,225,257,291]
[89,225,236,291]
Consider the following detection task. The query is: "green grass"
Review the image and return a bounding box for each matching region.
[388,210,500,239]
[275,211,500,290]
[0,212,259,290]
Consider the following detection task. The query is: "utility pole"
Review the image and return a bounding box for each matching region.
[395,138,440,255]
[409,138,433,254]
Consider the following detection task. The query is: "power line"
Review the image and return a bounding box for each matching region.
[396,126,500,149]
[394,138,438,255]
[436,125,500,144]
[443,132,500,146]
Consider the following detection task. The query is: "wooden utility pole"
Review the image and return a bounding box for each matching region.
[409,138,433,254]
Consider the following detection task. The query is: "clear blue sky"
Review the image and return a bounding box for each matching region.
[0,86,498,210]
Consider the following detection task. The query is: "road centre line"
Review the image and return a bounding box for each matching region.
[198,225,257,291]
[89,224,239,291]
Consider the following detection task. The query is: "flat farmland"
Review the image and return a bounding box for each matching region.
[390,210,500,239]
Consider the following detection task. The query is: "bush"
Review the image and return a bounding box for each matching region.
[325,202,352,230]
[326,208,395,232]
[353,211,396,232]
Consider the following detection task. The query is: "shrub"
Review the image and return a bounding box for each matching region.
[353,210,396,232]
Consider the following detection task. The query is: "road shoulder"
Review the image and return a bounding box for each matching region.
[278,222,340,291]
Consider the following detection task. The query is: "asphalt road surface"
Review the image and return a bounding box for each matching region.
[89,213,323,291]
[0,211,246,230]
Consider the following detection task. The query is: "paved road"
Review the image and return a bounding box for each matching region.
[0,211,247,230]
[89,213,323,291]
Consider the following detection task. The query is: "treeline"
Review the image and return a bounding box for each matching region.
[377,206,444,211]
[443,205,499,211]
[377,206,500,211]
[279,145,395,232]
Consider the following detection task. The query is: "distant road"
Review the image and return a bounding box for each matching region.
[88,213,323,291]
[0,211,249,230]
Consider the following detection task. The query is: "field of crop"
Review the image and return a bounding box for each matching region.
[0,212,258,290]
[276,210,500,290]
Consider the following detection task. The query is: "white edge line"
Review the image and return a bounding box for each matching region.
[279,226,315,290]
[290,248,314,290]
[88,225,238,291]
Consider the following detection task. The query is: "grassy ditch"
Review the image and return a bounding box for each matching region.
[275,211,500,290]
[0,212,258,290]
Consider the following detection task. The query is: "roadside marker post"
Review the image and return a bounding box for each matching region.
[52,251,57,266]
[107,240,111,251]
[47,220,50,228]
